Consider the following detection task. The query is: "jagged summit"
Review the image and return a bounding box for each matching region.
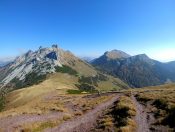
[0,45,91,87]
[104,50,130,60]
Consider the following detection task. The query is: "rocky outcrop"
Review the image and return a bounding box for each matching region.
[0,45,79,88]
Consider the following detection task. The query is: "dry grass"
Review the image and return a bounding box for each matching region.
[21,120,61,132]
[117,96,136,117]
[81,95,114,112]
[93,95,136,132]
[97,75,129,91]
[63,114,72,121]
[135,83,175,130]
[0,85,115,131]
[113,96,136,132]
[0,65,128,131]
[5,73,78,109]
[74,111,83,116]
[135,84,175,108]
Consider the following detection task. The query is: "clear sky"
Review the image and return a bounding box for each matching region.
[0,0,175,62]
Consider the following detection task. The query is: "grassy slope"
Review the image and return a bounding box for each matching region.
[0,49,128,109]
[0,75,174,131]
[0,54,129,131]
[5,73,78,109]
[0,69,128,115]
[133,83,175,131]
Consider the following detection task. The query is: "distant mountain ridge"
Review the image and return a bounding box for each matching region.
[0,60,13,67]
[92,50,175,88]
[81,56,95,62]
[1,47,175,89]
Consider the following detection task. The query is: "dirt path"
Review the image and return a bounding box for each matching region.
[44,95,120,132]
[0,112,65,132]
[131,95,150,132]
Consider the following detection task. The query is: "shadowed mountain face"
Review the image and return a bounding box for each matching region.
[92,51,175,88]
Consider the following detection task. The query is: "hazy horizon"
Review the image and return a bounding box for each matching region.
[0,45,174,63]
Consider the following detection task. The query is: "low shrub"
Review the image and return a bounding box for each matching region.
[135,94,151,103]
[152,99,168,110]
[67,89,98,94]
[162,107,175,128]
[75,83,96,91]
[0,90,6,111]
[55,65,78,76]
[11,72,46,89]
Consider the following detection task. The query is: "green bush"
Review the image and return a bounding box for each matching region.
[0,91,5,112]
[55,65,78,76]
[78,76,98,86]
[112,105,130,126]
[11,72,46,89]
[67,89,83,94]
[67,89,97,94]
[75,83,96,91]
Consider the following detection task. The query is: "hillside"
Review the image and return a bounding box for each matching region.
[92,51,175,88]
[0,81,174,131]
[0,45,130,131]
[1,47,174,132]
[0,45,128,92]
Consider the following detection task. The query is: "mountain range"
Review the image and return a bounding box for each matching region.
[0,45,175,131]
[0,46,175,90]
[92,50,175,87]
[0,45,128,91]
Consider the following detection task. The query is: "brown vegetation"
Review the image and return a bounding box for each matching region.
[134,84,175,131]
[92,95,137,132]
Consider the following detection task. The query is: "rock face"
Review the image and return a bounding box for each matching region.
[0,45,93,88]
[92,51,175,88]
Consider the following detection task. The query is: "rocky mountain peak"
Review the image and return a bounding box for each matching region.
[52,44,58,48]
[136,54,149,58]
[0,45,76,87]
[104,50,130,60]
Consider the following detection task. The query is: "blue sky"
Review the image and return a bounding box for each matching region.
[0,0,175,62]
